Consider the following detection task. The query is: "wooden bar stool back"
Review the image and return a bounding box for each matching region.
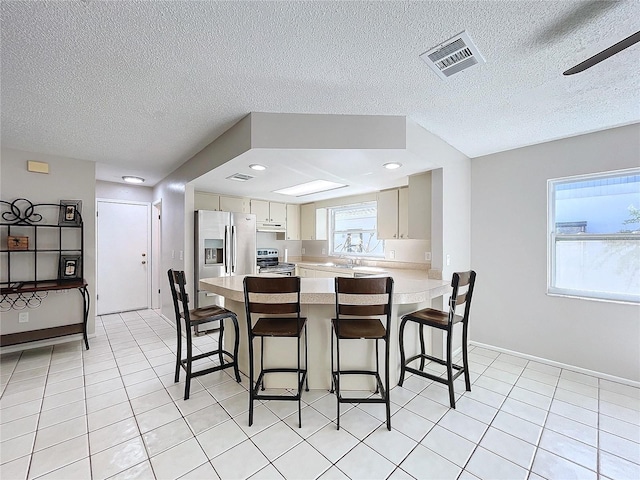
[332,276,394,431]
[243,276,308,428]
[398,270,476,408]
[167,269,241,400]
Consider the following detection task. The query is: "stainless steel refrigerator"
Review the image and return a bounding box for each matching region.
[194,210,256,333]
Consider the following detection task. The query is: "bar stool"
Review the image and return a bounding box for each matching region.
[243,276,308,427]
[331,276,394,431]
[398,270,476,408]
[168,269,241,400]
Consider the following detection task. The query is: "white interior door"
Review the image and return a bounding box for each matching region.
[97,200,151,314]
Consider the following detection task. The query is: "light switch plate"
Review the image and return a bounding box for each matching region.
[19,312,29,323]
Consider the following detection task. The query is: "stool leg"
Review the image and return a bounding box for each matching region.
[184,325,193,401]
[385,336,391,431]
[446,328,455,408]
[297,325,302,428]
[260,337,265,391]
[336,335,341,430]
[218,321,225,366]
[304,324,309,391]
[374,339,380,394]
[419,324,426,370]
[248,333,255,427]
[231,315,241,383]
[462,321,471,392]
[398,318,407,386]
[330,325,335,393]
[175,317,182,383]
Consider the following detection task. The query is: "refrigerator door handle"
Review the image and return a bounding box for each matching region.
[231,225,237,273]
[224,225,229,274]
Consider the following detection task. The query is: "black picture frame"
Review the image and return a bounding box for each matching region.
[58,255,82,281]
[58,200,82,226]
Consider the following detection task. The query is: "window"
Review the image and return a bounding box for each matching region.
[329,202,384,257]
[548,169,640,303]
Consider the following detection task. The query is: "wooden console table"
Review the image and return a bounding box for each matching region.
[1,198,90,349]
[0,280,90,349]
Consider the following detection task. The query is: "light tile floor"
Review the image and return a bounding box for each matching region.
[1,309,639,479]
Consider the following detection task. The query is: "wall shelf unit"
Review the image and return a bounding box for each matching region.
[1,198,90,349]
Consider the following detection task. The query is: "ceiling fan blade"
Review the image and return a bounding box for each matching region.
[563,30,640,75]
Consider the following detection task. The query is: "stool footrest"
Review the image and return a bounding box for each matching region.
[405,353,465,371]
[331,370,388,404]
[179,349,238,379]
[403,363,466,385]
[252,368,308,400]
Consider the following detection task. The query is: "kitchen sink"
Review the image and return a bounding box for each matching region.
[312,263,386,273]
[313,262,354,269]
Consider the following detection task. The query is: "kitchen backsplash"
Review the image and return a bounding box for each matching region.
[257,233,432,268]
[256,232,303,261]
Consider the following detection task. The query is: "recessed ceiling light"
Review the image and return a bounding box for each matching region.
[383,162,402,170]
[249,164,267,171]
[274,180,347,197]
[122,176,145,184]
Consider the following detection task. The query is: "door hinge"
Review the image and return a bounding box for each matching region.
[96,294,99,300]
[158,289,161,294]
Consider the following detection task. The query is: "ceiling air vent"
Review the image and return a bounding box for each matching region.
[420,30,485,80]
[227,173,254,182]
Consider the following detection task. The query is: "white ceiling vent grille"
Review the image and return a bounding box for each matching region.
[420,31,485,80]
[227,173,254,182]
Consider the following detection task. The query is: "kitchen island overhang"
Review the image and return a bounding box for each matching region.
[199,274,449,390]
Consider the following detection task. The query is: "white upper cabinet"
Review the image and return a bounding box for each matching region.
[251,199,270,222]
[269,202,287,224]
[251,200,286,224]
[194,192,220,211]
[286,204,301,240]
[398,186,409,239]
[220,195,250,213]
[315,207,327,240]
[408,171,431,240]
[377,179,429,240]
[377,188,400,239]
[300,203,315,240]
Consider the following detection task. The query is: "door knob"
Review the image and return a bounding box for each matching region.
[142,253,146,257]
[142,261,146,264]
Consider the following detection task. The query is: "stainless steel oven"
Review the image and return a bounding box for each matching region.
[257,248,296,276]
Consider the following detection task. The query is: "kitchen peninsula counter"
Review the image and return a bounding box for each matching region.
[200,273,449,389]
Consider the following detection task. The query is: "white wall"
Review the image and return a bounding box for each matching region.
[96,180,154,203]
[153,115,252,319]
[471,124,640,382]
[1,148,96,338]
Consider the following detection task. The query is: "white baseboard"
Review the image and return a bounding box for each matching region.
[470,340,640,389]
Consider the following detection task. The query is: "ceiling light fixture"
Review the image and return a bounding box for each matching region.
[383,162,402,170]
[122,176,145,184]
[249,164,267,171]
[274,180,347,197]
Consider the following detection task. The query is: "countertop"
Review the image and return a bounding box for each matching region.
[200,269,449,305]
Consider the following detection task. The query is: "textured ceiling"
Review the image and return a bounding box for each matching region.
[1,1,639,187]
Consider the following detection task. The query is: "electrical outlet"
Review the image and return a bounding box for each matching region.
[19,312,29,323]
[446,254,451,266]
[301,248,306,254]
[425,252,431,261]
[389,250,395,259]
[171,250,175,259]
[321,248,326,255]
[179,250,183,260]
